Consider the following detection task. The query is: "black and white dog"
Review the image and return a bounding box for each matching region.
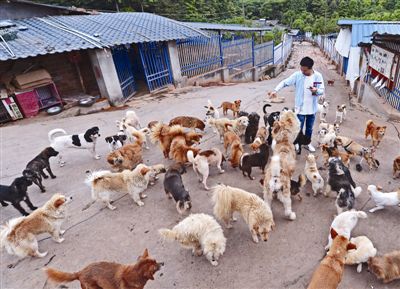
[105,134,127,152]
[325,157,362,214]
[263,104,289,145]
[0,176,37,216]
[48,126,100,166]
[239,143,269,180]
[293,131,311,155]
[163,164,192,214]
[244,112,260,144]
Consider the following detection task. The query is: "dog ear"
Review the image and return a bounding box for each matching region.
[140,248,149,259]
[347,243,357,251]
[140,167,150,176]
[259,179,264,186]
[330,228,338,239]
[54,198,65,208]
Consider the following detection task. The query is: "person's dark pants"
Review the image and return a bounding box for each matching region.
[297,114,315,137]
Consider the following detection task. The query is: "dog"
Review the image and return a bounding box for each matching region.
[319,121,340,134]
[290,174,307,201]
[187,148,225,190]
[163,164,192,214]
[159,213,226,266]
[335,104,346,124]
[272,110,301,144]
[305,154,324,196]
[317,127,336,147]
[327,80,335,86]
[105,134,127,151]
[85,164,166,210]
[244,112,260,144]
[208,116,248,142]
[293,131,311,155]
[367,185,400,213]
[219,100,241,117]
[45,248,162,289]
[212,184,274,243]
[325,210,367,250]
[368,250,400,283]
[239,143,269,180]
[204,99,220,119]
[250,126,267,151]
[365,119,386,147]
[393,156,400,178]
[48,126,100,166]
[317,101,329,121]
[0,177,36,216]
[223,131,243,168]
[169,116,205,131]
[325,157,362,214]
[118,120,151,150]
[169,126,202,164]
[320,143,353,167]
[345,236,377,273]
[22,147,59,192]
[262,103,272,127]
[117,110,141,130]
[0,193,72,258]
[308,228,356,289]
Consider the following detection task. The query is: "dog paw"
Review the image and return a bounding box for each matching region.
[219,170,225,174]
[226,224,233,229]
[37,251,48,258]
[60,230,65,235]
[204,187,210,191]
[55,238,65,243]
[95,155,101,160]
[31,206,38,210]
[288,212,296,220]
[210,260,218,266]
[43,175,49,179]
[140,194,147,199]
[357,263,363,273]
[51,176,57,179]
[108,205,117,210]
[137,201,145,207]
[252,236,259,243]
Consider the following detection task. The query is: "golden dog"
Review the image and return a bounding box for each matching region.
[169,116,205,131]
[223,131,243,168]
[365,119,387,147]
[368,250,400,283]
[219,100,241,117]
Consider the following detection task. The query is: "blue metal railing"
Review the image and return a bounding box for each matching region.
[111,45,137,98]
[254,41,274,67]
[221,38,253,75]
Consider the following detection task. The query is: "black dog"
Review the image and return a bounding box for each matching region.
[23,147,59,192]
[105,134,127,151]
[293,131,311,155]
[244,112,260,144]
[239,143,269,180]
[163,164,192,214]
[290,174,306,200]
[262,104,272,127]
[0,176,37,216]
[238,111,249,117]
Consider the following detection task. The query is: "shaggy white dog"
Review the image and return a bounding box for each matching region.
[345,235,377,273]
[207,116,248,142]
[368,185,400,213]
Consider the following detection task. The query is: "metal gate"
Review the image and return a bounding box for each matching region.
[112,45,137,98]
[139,42,173,91]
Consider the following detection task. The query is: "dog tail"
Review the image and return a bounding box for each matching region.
[352,186,362,198]
[187,150,196,163]
[298,174,306,188]
[85,170,110,187]
[355,210,367,219]
[48,128,67,143]
[366,119,373,127]
[132,129,145,146]
[168,125,185,139]
[0,217,25,248]
[239,153,249,169]
[158,228,177,241]
[150,122,165,144]
[263,104,272,114]
[211,184,232,221]
[44,267,79,284]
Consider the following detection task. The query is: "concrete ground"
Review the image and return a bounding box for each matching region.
[1,42,400,289]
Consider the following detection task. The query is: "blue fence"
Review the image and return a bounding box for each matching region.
[221,38,253,75]
[254,41,274,67]
[111,45,137,98]
[273,43,283,64]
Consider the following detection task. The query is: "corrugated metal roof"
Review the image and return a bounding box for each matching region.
[351,23,400,46]
[0,12,207,61]
[337,19,377,26]
[182,22,272,32]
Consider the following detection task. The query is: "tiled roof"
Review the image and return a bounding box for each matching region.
[182,22,272,32]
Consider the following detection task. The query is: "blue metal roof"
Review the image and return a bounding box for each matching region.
[337,19,377,26]
[351,22,400,46]
[0,12,207,61]
[182,22,272,32]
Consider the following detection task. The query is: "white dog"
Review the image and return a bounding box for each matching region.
[187,148,225,190]
[345,236,377,273]
[159,213,226,266]
[325,210,367,250]
[317,101,329,121]
[305,154,324,196]
[48,127,100,166]
[118,121,150,150]
[207,116,248,142]
[122,110,141,129]
[317,126,336,146]
[335,104,347,124]
[367,185,400,213]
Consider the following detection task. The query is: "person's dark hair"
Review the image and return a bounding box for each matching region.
[300,57,314,69]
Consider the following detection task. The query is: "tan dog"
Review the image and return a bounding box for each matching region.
[304,154,324,196]
[212,184,275,243]
[250,126,267,151]
[345,236,377,273]
[320,144,353,167]
[0,194,72,258]
[169,116,205,131]
[393,156,400,178]
[219,100,241,117]
[223,131,243,168]
[307,228,356,289]
[45,249,163,289]
[368,250,400,283]
[365,120,386,147]
[169,126,202,164]
[208,116,248,142]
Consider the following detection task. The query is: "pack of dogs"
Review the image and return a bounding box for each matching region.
[1,95,400,288]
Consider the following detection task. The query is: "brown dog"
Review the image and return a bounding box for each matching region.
[169,116,205,131]
[368,250,400,283]
[327,80,335,86]
[250,127,267,151]
[223,131,243,168]
[393,156,400,178]
[169,126,202,164]
[45,249,163,289]
[219,100,241,118]
[320,144,354,167]
[365,120,387,147]
[307,228,356,289]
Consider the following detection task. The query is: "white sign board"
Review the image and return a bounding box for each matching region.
[369,45,395,79]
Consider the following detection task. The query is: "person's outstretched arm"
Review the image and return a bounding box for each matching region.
[269,72,298,97]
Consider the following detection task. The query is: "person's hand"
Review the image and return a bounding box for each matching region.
[310,87,318,94]
[268,91,277,98]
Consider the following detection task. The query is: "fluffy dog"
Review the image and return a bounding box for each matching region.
[119,122,151,150]
[219,100,241,117]
[305,154,324,196]
[159,213,226,266]
[187,148,225,190]
[45,248,163,289]
[273,110,301,144]
[250,126,267,151]
[317,127,336,147]
[317,101,329,121]
[118,110,141,129]
[163,164,191,214]
[308,228,356,289]
[365,119,386,147]
[105,134,127,151]
[212,184,274,243]
[335,104,346,123]
[48,127,100,166]
[368,250,400,283]
[169,126,202,164]
[239,143,269,180]
[367,185,400,213]
[319,121,340,134]
[223,131,243,168]
[0,177,36,216]
[169,116,205,131]
[85,164,166,210]
[22,147,59,192]
[345,236,377,273]
[321,143,353,167]
[244,112,260,144]
[325,210,367,250]
[0,194,72,258]
[393,156,400,178]
[207,117,248,142]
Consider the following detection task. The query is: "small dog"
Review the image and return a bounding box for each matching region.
[169,127,201,164]
[85,164,166,210]
[244,112,260,144]
[327,80,335,86]
[219,100,241,117]
[159,213,226,266]
[48,126,100,166]
[250,126,267,151]
[105,134,127,151]
[319,121,340,134]
[335,104,346,124]
[345,236,377,273]
[223,131,243,168]
[305,154,324,196]
[212,184,274,243]
[45,248,163,289]
[208,117,248,142]
[317,127,336,147]
[325,210,367,250]
[365,119,386,147]
[169,116,205,131]
[317,101,329,121]
[293,131,311,155]
[239,143,269,180]
[187,148,225,190]
[320,143,354,167]
[0,194,72,258]
[368,250,400,283]
[163,164,192,214]
[118,120,150,149]
[393,156,400,178]
[118,110,141,129]
[290,174,307,201]
[308,228,356,289]
[367,185,400,213]
[23,147,59,192]
[262,103,272,127]
[204,99,220,119]
[0,177,36,216]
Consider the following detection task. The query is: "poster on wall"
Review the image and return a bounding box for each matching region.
[369,45,395,80]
